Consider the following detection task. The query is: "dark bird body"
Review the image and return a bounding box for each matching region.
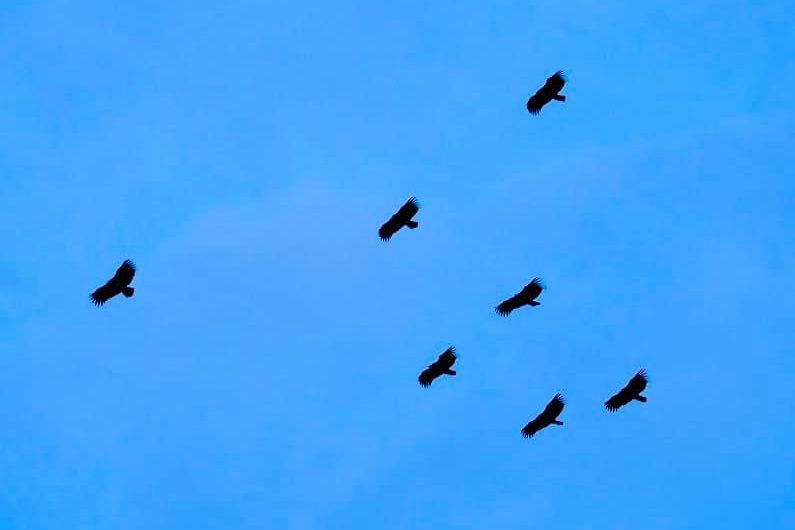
[521,393,565,438]
[605,370,648,412]
[418,346,457,387]
[495,277,544,316]
[90,260,136,306]
[379,197,420,241]
[526,71,567,115]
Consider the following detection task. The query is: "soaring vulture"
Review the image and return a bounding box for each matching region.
[379,197,420,241]
[605,369,648,412]
[418,346,457,387]
[495,277,544,316]
[90,260,136,306]
[521,393,565,438]
[526,71,567,115]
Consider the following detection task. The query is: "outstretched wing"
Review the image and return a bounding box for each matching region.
[379,197,419,241]
[541,393,565,420]
[626,369,648,394]
[112,260,136,286]
[526,71,566,114]
[395,197,419,221]
[90,283,119,306]
[495,293,522,316]
[526,94,548,115]
[521,416,547,438]
[418,366,438,387]
[521,277,544,300]
[437,346,457,370]
[544,71,566,93]
[605,370,648,412]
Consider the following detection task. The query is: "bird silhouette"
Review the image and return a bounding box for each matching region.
[605,370,649,412]
[526,71,567,115]
[521,394,565,438]
[379,197,420,241]
[418,346,457,387]
[90,260,136,306]
[496,277,544,316]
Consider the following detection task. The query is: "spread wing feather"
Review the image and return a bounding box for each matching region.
[495,294,522,316]
[521,277,545,299]
[113,260,136,285]
[90,284,117,306]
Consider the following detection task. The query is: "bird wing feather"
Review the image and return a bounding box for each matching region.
[113,260,136,285]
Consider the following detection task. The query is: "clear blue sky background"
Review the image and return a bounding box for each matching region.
[0,1,793,528]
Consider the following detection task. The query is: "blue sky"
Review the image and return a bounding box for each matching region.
[1,1,794,528]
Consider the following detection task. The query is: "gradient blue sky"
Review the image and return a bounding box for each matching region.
[1,1,794,529]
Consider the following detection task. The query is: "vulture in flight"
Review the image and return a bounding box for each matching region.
[495,277,544,316]
[418,346,457,387]
[90,260,136,306]
[605,369,648,412]
[379,197,420,241]
[526,71,567,115]
[521,393,565,439]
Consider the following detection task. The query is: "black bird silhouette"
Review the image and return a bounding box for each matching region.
[526,71,567,115]
[418,346,457,387]
[379,197,420,241]
[605,369,649,412]
[90,260,136,306]
[521,393,565,438]
[495,277,544,316]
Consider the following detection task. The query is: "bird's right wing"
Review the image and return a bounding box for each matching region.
[90,283,117,306]
[604,391,630,412]
[521,417,545,438]
[418,367,437,387]
[526,93,547,115]
[495,294,521,316]
[378,220,399,241]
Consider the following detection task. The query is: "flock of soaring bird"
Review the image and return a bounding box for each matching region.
[89,71,649,440]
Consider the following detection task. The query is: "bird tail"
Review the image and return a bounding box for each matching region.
[445,369,456,376]
[121,286,135,298]
[406,220,419,229]
[553,95,566,102]
[635,395,647,403]
[552,420,563,425]
[529,300,540,307]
